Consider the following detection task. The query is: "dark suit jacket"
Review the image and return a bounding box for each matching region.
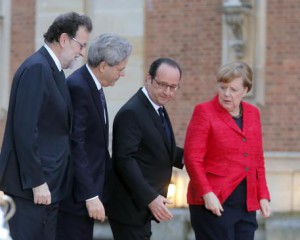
[105,88,183,226]
[59,65,112,216]
[0,46,72,203]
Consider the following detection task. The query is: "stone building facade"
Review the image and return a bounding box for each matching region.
[0,0,300,215]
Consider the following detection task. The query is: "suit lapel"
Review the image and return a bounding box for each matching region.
[240,102,254,136]
[39,47,73,124]
[137,90,173,152]
[83,66,109,145]
[54,70,73,115]
[213,96,244,136]
[220,110,243,135]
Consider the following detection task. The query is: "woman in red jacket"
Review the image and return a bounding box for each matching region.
[184,61,271,240]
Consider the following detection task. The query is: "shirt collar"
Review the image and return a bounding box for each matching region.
[44,44,62,71]
[86,64,102,90]
[142,87,161,114]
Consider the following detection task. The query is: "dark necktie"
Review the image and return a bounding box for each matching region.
[158,107,171,144]
[59,70,65,79]
[57,70,72,113]
[99,88,107,124]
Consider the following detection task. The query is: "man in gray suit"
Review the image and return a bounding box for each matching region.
[106,58,184,240]
[0,12,92,240]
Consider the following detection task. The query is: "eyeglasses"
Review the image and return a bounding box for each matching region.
[152,78,180,92]
[71,37,85,51]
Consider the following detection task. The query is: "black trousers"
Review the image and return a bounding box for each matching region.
[189,180,258,240]
[108,218,152,240]
[8,196,59,240]
[56,210,94,240]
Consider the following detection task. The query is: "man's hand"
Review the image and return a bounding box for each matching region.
[86,197,106,222]
[148,195,173,222]
[203,192,224,216]
[32,182,51,205]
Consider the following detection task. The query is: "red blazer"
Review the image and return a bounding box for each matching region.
[184,96,270,212]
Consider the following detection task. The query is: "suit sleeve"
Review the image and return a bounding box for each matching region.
[184,105,213,196]
[173,147,184,169]
[255,110,271,201]
[112,109,157,209]
[68,82,99,201]
[13,64,48,189]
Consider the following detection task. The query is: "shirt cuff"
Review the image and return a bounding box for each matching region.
[85,196,98,201]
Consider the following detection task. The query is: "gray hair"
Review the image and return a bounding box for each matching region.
[87,33,132,67]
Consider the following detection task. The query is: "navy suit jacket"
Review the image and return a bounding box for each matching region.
[0,46,72,203]
[105,88,183,226]
[59,65,111,216]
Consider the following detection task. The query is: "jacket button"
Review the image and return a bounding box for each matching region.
[245,167,249,172]
[242,137,246,142]
[243,153,248,157]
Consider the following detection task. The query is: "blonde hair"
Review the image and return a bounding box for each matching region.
[216,61,253,92]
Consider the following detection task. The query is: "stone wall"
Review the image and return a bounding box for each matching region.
[145,0,222,146]
[0,0,36,145]
[1,0,300,220]
[144,0,300,152]
[10,0,36,85]
[262,0,300,151]
[2,1,300,155]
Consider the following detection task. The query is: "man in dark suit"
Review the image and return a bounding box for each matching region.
[0,12,92,240]
[56,33,132,240]
[106,58,184,240]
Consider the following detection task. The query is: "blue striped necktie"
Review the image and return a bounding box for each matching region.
[99,88,107,124]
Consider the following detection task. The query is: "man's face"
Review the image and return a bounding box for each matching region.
[145,63,180,106]
[61,26,90,69]
[100,59,128,87]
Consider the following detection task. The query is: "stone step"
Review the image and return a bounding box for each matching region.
[93,210,300,240]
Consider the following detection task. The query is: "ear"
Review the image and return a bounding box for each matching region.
[58,33,69,47]
[146,74,152,85]
[98,61,108,73]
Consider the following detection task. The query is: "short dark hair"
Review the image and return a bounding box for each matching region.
[148,58,182,80]
[43,12,92,43]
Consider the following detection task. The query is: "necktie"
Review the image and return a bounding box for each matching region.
[158,107,171,144]
[59,70,65,79]
[99,88,106,108]
[99,88,107,124]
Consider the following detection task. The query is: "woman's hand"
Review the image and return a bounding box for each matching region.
[260,199,271,218]
[203,192,224,216]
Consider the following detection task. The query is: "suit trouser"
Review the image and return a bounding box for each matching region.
[56,210,94,240]
[189,180,258,240]
[8,195,59,240]
[108,218,152,240]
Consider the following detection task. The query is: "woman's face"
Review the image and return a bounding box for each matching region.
[217,77,248,116]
